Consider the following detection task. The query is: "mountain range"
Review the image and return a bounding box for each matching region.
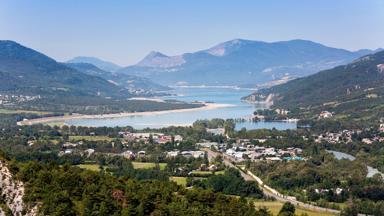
[0,41,171,100]
[0,40,129,98]
[65,62,170,92]
[0,40,202,114]
[1,39,382,102]
[67,56,122,72]
[244,50,384,119]
[118,39,381,86]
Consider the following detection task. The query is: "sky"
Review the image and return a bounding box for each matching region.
[0,0,383,66]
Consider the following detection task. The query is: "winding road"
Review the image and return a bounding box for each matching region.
[204,148,341,215]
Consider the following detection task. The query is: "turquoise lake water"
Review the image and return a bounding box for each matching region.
[66,87,297,130]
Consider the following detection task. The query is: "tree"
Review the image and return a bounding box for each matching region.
[256,206,272,216]
[224,119,235,134]
[340,205,359,216]
[278,202,295,216]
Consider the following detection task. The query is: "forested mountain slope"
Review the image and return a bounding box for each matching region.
[245,51,384,123]
[66,62,170,92]
[0,40,130,98]
[67,56,122,72]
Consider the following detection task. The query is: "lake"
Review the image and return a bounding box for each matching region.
[66,87,297,130]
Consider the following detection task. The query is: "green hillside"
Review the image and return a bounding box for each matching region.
[0,40,130,98]
[245,51,384,124]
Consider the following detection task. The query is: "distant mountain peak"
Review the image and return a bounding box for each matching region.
[65,62,170,91]
[226,38,253,45]
[0,41,131,98]
[119,38,381,86]
[67,56,121,72]
[136,51,185,68]
[249,50,384,109]
[0,40,57,64]
[0,40,20,46]
[146,51,169,58]
[284,39,319,44]
[205,38,264,56]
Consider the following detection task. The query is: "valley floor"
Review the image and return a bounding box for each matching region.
[253,201,337,216]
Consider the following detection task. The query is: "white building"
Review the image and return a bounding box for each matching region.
[319,111,333,119]
[167,151,180,158]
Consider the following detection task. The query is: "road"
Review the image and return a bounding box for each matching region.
[205,148,255,181]
[204,148,341,215]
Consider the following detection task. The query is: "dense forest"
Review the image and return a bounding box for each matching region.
[0,155,266,216]
[1,110,384,215]
[1,96,203,115]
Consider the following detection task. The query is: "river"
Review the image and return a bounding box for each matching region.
[66,87,297,130]
[327,150,384,178]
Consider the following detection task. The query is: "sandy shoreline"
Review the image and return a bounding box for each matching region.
[17,103,235,126]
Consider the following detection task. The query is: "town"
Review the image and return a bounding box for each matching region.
[0,94,40,106]
[0,1,383,215]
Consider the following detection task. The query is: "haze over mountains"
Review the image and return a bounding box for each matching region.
[65,62,170,92]
[244,50,384,117]
[118,39,381,86]
[67,56,122,72]
[0,40,171,100]
[0,39,382,101]
[0,40,129,98]
[0,40,202,114]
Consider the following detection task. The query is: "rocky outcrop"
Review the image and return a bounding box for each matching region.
[377,64,384,73]
[0,160,37,216]
[0,207,6,216]
[241,93,274,107]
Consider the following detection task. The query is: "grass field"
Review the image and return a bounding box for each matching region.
[170,176,187,186]
[132,162,167,170]
[253,201,337,216]
[46,121,66,127]
[0,109,52,115]
[76,164,102,172]
[49,139,60,145]
[69,135,115,142]
[78,162,167,171]
[191,170,225,175]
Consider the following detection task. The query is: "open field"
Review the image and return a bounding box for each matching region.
[69,135,115,142]
[170,177,187,186]
[253,201,337,216]
[49,139,60,145]
[132,162,167,170]
[76,164,102,172]
[191,170,225,175]
[46,121,66,127]
[77,162,167,171]
[73,164,338,216]
[0,109,52,115]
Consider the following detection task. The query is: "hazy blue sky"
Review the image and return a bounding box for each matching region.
[1,0,383,65]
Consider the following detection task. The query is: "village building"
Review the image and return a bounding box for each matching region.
[362,138,373,145]
[181,151,205,158]
[83,149,95,157]
[63,142,78,148]
[319,111,333,119]
[206,128,225,136]
[121,150,135,159]
[166,151,180,158]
